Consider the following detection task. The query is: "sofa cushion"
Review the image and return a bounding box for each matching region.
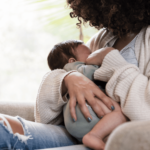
[0,101,34,121]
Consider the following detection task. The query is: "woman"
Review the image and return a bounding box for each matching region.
[0,0,150,149]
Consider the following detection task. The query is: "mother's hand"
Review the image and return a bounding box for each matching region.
[64,72,115,122]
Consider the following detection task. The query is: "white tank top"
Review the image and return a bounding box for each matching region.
[106,35,139,67]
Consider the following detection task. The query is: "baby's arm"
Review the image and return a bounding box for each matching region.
[86,47,114,66]
[63,61,99,80]
[82,100,127,150]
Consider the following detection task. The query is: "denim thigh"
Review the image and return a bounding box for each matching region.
[0,116,77,150]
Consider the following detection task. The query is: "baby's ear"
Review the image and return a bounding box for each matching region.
[68,58,76,63]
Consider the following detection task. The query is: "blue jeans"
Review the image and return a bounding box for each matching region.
[0,116,77,149]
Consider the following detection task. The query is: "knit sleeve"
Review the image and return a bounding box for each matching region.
[34,69,76,125]
[94,50,150,121]
[86,28,109,52]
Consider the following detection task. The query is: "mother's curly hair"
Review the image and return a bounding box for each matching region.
[67,0,150,37]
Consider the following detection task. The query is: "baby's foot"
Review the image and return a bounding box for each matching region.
[82,132,105,150]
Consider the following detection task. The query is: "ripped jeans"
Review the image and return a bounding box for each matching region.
[0,116,77,150]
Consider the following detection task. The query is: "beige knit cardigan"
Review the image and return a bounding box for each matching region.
[35,26,150,124]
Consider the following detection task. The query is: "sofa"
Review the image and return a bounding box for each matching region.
[1,101,150,150]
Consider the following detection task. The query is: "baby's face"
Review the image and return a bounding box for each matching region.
[74,44,91,63]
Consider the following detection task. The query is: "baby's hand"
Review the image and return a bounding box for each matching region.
[85,47,115,66]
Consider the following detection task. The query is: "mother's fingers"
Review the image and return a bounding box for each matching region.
[77,95,92,122]
[69,96,77,122]
[85,94,105,118]
[94,87,115,111]
[95,97,112,114]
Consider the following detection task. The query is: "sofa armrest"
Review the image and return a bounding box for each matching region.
[105,120,150,150]
[0,101,35,121]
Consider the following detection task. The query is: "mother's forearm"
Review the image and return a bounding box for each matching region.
[35,70,77,124]
[62,80,67,96]
[61,71,78,97]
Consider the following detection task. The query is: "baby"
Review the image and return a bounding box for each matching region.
[47,40,127,150]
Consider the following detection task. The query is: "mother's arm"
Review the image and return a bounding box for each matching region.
[35,69,76,125]
[94,50,150,120]
[35,69,115,124]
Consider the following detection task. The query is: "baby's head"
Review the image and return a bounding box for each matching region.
[47,40,91,70]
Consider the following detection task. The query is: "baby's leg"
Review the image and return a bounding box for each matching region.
[82,100,127,150]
